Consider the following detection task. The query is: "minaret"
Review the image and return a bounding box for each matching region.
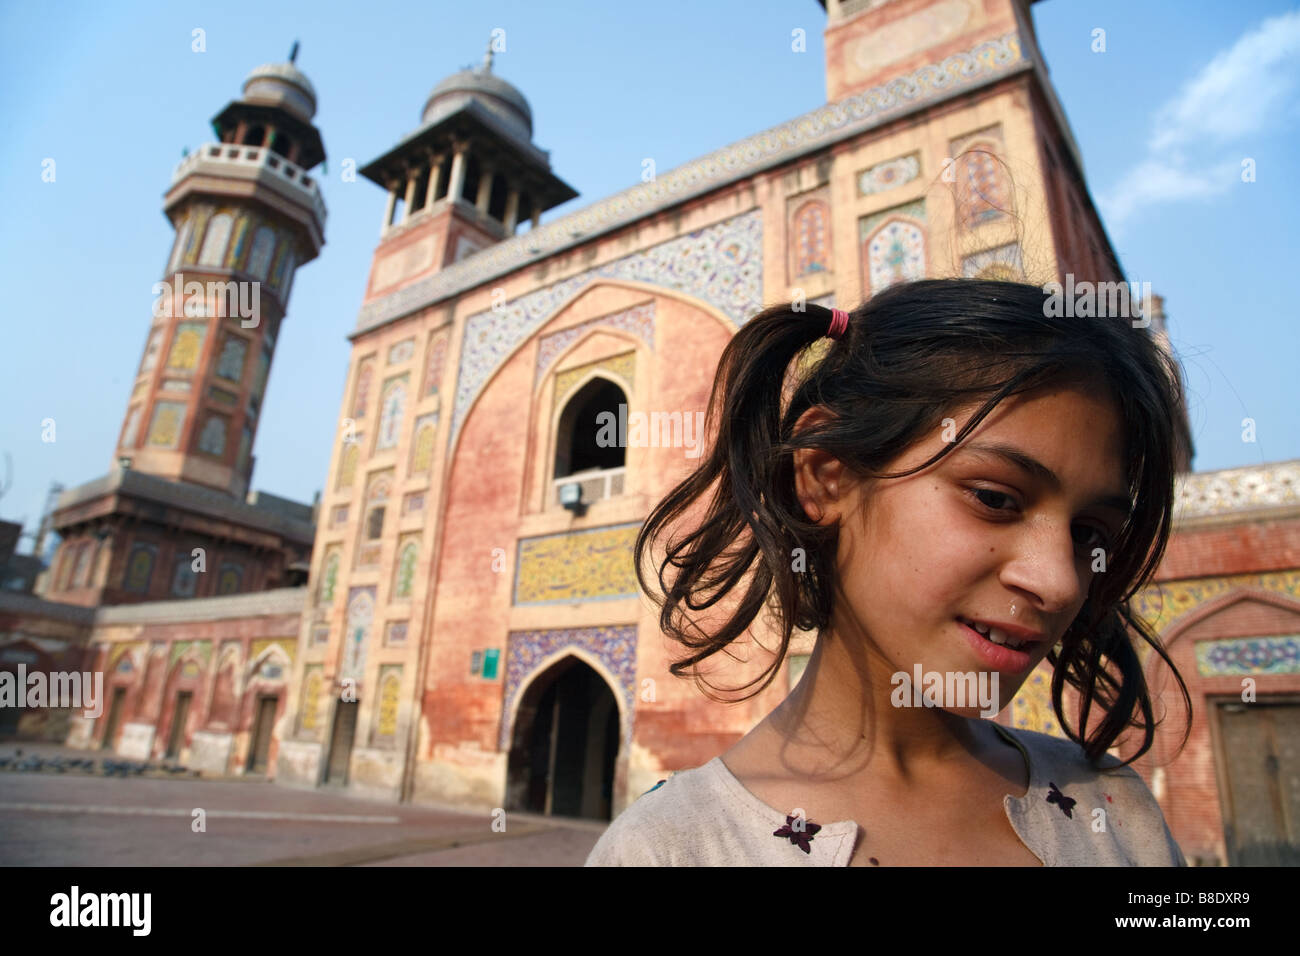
[118,45,327,499]
[357,38,576,296]
[44,50,322,607]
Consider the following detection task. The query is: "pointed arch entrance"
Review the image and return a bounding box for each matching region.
[505,655,620,820]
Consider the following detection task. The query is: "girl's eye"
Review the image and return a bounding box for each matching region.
[969,487,1114,553]
[969,487,1017,512]
[1072,525,1112,553]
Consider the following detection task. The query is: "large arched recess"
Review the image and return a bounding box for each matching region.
[503,651,624,820]
[426,281,735,765]
[446,279,736,465]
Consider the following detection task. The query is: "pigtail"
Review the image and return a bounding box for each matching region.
[634,302,841,700]
[1049,600,1192,767]
[1049,341,1192,768]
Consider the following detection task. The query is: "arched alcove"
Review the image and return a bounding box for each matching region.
[553,377,627,478]
[504,655,620,820]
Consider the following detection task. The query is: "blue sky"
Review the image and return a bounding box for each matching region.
[2,0,1297,557]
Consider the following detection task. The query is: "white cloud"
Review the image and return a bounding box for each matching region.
[1101,9,1300,232]
[1150,8,1300,152]
[1100,157,1239,229]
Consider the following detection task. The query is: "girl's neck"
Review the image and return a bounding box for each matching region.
[764,626,993,783]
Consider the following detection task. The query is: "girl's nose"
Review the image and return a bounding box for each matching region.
[997,519,1086,616]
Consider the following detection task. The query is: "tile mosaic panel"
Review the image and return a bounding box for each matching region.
[298,665,323,738]
[535,303,656,389]
[166,322,207,372]
[1174,461,1300,520]
[858,152,920,196]
[553,352,635,414]
[514,523,640,605]
[373,665,402,742]
[147,402,187,448]
[497,624,638,750]
[1196,636,1300,676]
[341,586,376,683]
[409,414,438,474]
[423,327,451,397]
[1009,662,1067,740]
[792,198,829,276]
[388,338,415,364]
[1132,571,1300,635]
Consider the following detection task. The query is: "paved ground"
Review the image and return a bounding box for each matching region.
[0,743,604,866]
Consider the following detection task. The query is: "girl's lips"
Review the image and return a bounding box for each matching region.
[957,617,1035,673]
[957,615,1041,647]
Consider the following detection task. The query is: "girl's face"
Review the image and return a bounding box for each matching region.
[797,383,1130,715]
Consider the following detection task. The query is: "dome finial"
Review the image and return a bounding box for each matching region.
[289,40,299,64]
[422,49,533,139]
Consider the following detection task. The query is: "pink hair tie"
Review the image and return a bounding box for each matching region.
[827,308,850,340]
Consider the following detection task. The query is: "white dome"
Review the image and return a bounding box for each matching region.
[421,64,532,141]
[243,61,317,122]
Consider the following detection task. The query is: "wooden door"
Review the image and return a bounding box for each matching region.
[0,700,19,736]
[100,687,126,751]
[246,696,277,774]
[1215,698,1300,865]
[324,700,358,784]
[165,690,192,759]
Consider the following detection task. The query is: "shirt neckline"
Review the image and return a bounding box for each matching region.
[990,720,1040,804]
[706,721,1043,861]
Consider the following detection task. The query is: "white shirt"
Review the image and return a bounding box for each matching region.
[586,723,1187,866]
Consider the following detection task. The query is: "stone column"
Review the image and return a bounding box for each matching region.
[447,146,468,206]
[402,172,418,223]
[91,532,114,589]
[425,155,443,207]
[503,186,520,235]
[476,165,494,214]
[381,184,398,235]
[531,201,542,230]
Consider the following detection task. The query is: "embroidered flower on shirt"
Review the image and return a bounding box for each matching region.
[773,815,822,853]
[1046,781,1077,818]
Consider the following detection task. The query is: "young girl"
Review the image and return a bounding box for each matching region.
[586,278,1192,867]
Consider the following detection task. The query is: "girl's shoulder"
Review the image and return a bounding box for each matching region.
[997,724,1187,866]
[587,755,863,866]
[1000,723,1153,789]
[584,761,721,866]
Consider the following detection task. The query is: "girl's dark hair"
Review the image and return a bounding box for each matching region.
[635,278,1192,767]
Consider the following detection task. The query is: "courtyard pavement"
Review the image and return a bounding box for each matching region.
[0,742,604,866]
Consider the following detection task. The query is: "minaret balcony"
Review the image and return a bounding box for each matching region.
[171,143,327,235]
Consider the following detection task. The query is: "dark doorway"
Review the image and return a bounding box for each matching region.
[554,378,627,478]
[505,657,620,820]
[247,696,278,774]
[324,699,359,785]
[1215,697,1300,865]
[0,697,19,736]
[165,690,192,759]
[100,687,127,751]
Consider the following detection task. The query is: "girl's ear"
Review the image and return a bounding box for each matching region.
[792,407,847,525]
